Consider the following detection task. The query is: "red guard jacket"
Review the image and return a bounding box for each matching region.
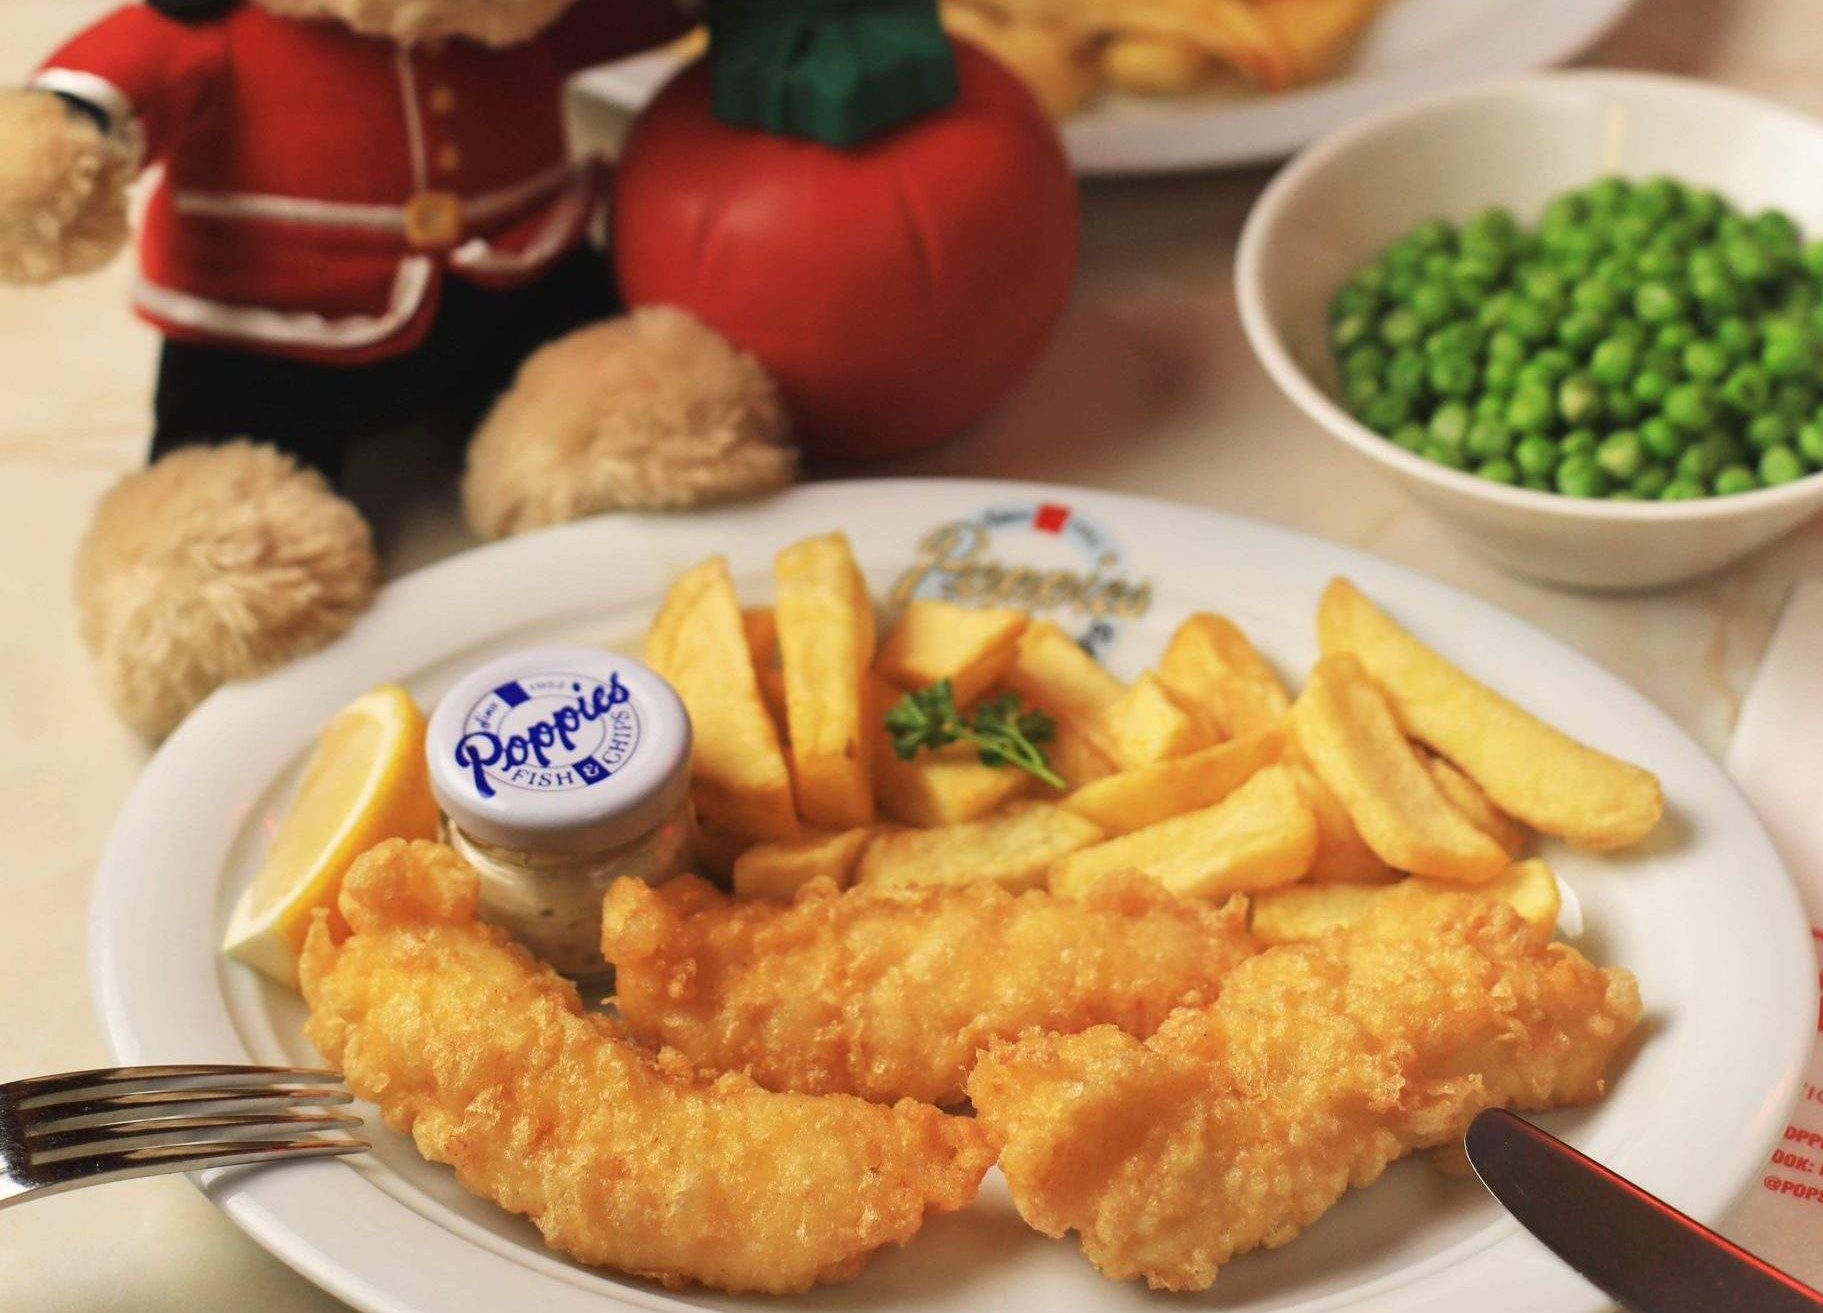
[33,1,688,363]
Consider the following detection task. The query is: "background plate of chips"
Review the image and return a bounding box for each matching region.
[577,0,1637,175]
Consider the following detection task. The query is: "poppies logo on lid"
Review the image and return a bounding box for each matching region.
[451,671,642,801]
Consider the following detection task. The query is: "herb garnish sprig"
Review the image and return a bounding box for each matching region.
[884,680,1064,790]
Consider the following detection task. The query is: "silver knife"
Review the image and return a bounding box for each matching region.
[1465,1108,1823,1312]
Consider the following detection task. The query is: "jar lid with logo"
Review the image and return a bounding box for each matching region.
[425,648,693,857]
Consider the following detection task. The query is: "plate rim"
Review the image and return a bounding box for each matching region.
[87,477,1815,1313]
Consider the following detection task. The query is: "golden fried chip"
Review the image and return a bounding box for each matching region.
[943,4,1103,118]
[1290,654,1509,884]
[1049,763,1316,900]
[776,533,877,831]
[1252,0,1385,83]
[646,557,796,846]
[876,600,1029,708]
[733,828,878,902]
[1284,756,1394,884]
[1064,729,1283,834]
[857,801,1106,892]
[1043,717,1119,792]
[1317,579,1663,851]
[1251,858,1563,946]
[976,0,1294,89]
[1157,612,1291,740]
[1004,620,1125,735]
[1427,753,1528,857]
[1096,671,1218,769]
[741,607,778,668]
[1100,33,1211,95]
[871,672,1030,827]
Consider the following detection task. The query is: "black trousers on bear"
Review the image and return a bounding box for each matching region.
[150,245,618,484]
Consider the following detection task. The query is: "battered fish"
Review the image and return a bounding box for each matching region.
[301,840,995,1294]
[967,886,1641,1291]
[600,872,1260,1106]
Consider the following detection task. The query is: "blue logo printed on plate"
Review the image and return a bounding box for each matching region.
[452,671,641,800]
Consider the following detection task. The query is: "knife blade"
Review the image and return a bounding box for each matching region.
[1465,1108,1823,1313]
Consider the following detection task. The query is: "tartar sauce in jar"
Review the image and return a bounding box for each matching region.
[425,648,694,979]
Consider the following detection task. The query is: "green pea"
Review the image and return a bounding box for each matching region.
[1506,385,1556,433]
[1557,311,1607,353]
[1514,433,1559,478]
[1660,478,1706,501]
[1482,359,1520,394]
[1713,466,1760,496]
[1359,393,1411,431]
[1429,400,1472,450]
[1714,316,1757,357]
[1589,338,1637,386]
[1654,322,1696,354]
[1571,279,1622,317]
[1558,375,1605,426]
[1722,363,1772,413]
[1555,455,1611,498]
[1521,472,1554,492]
[1676,436,1730,483]
[1507,299,1553,344]
[1386,350,1427,398]
[1635,247,1682,281]
[1606,388,1644,424]
[1588,177,1632,212]
[1343,345,1386,379]
[1561,429,1599,461]
[1485,328,1525,363]
[1682,340,1730,380]
[1474,394,1507,423]
[1760,445,1807,485]
[1762,321,1816,377]
[1798,422,1823,467]
[1428,355,1477,397]
[1639,416,1685,460]
[1747,414,1791,451]
[1421,441,1470,471]
[1684,188,1726,231]
[1802,240,1823,279]
[1597,430,1645,481]
[1379,307,1422,347]
[1631,466,1672,499]
[1475,458,1519,484]
[1631,369,1672,406]
[1389,422,1428,452]
[1467,419,1514,460]
[1725,238,1774,283]
[1426,322,1480,357]
[1410,219,1455,251]
[1663,383,1714,432]
[1635,281,1686,322]
[1774,380,1818,421]
[1410,282,1455,327]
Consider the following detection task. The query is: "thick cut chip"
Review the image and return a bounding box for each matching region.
[1003,620,1124,736]
[1284,756,1394,884]
[1100,33,1210,94]
[1252,858,1563,946]
[646,558,796,845]
[856,801,1105,892]
[876,600,1029,708]
[1095,672,1218,769]
[977,0,1294,89]
[1064,729,1283,834]
[1049,764,1316,900]
[1157,613,1291,739]
[874,737,1029,828]
[776,534,877,831]
[1317,579,1663,850]
[1290,654,1510,884]
[1253,0,1387,83]
[1427,754,1528,856]
[1043,718,1118,791]
[733,828,877,902]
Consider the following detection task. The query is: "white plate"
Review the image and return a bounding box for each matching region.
[91,480,1812,1313]
[574,0,1637,175]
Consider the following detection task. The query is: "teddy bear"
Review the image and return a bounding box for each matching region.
[0,0,797,739]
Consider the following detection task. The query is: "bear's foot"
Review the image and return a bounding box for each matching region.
[461,307,797,538]
[77,442,379,739]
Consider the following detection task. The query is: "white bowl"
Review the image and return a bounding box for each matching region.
[1237,71,1823,591]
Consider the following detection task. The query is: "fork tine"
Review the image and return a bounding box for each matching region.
[17,1137,369,1203]
[28,1111,365,1161]
[25,1085,354,1135]
[8,1065,342,1110]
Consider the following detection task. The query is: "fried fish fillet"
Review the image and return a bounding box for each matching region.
[601,872,1260,1106]
[967,886,1641,1290]
[301,841,995,1294]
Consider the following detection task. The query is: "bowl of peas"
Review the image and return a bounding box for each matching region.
[1237,71,1823,590]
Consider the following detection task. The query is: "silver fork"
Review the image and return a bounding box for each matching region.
[0,1064,368,1209]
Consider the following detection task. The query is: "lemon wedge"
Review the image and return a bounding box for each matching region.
[224,684,439,987]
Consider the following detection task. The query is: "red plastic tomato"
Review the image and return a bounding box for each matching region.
[612,40,1080,463]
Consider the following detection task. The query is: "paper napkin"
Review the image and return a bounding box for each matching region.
[1722,580,1823,1283]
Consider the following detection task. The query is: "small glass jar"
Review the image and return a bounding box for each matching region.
[425,647,694,980]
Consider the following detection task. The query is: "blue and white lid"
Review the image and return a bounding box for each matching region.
[426,647,692,855]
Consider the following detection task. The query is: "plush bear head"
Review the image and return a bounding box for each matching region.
[251,0,578,47]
